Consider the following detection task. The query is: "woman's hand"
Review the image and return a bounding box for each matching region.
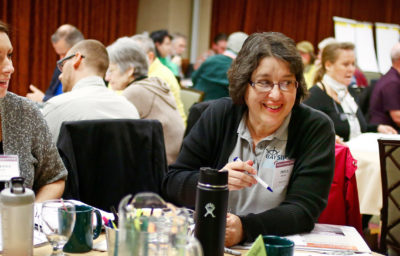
[377,124,398,135]
[225,213,244,247]
[220,159,257,191]
[335,135,346,145]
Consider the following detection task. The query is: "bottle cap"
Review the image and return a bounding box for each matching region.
[0,177,35,205]
[198,167,228,186]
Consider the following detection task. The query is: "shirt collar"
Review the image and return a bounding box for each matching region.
[72,76,106,91]
[237,111,291,142]
[322,74,347,101]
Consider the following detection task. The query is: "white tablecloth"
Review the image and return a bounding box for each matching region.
[346,133,400,215]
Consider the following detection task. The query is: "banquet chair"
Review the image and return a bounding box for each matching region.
[318,144,363,235]
[184,99,216,137]
[57,119,167,211]
[180,88,204,116]
[378,138,400,255]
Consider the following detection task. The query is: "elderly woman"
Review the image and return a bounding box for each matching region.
[106,37,184,165]
[0,22,67,201]
[304,42,397,142]
[162,32,336,246]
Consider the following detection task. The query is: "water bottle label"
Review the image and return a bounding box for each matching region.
[0,155,20,181]
[204,203,216,218]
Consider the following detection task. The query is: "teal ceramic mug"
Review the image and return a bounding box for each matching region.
[63,204,102,253]
[263,235,294,256]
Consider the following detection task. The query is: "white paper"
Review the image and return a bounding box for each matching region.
[375,22,400,74]
[334,17,380,73]
[0,155,20,181]
[354,22,379,72]
[334,17,356,44]
[232,224,372,255]
[286,224,371,253]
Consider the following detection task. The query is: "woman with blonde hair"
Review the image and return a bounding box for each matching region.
[304,42,397,142]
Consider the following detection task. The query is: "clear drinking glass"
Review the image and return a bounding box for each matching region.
[41,200,76,256]
[169,235,203,256]
[118,192,203,256]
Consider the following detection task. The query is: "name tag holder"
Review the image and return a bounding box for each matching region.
[0,155,20,184]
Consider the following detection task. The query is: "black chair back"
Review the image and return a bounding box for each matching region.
[57,119,167,211]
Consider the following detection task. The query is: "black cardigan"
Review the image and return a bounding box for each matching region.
[162,97,335,242]
[304,85,377,141]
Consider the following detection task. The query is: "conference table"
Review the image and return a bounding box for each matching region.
[25,233,385,256]
[346,133,400,216]
[12,133,396,256]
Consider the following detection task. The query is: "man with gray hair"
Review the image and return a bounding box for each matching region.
[131,33,186,124]
[369,42,400,131]
[42,39,139,142]
[27,24,84,103]
[192,31,248,101]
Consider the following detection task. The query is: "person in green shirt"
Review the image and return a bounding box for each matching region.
[150,29,179,76]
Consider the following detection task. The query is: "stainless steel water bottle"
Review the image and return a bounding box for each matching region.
[0,177,35,256]
[194,167,228,256]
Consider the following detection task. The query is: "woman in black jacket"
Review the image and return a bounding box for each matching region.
[163,32,336,246]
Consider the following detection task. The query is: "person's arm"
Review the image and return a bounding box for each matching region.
[390,110,400,127]
[377,123,398,134]
[31,104,67,197]
[26,85,45,103]
[35,179,65,202]
[162,99,232,206]
[237,109,336,242]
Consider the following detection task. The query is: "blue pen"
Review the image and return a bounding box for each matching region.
[234,157,273,192]
[108,219,114,229]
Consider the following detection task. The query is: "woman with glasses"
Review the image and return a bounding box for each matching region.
[163,32,336,246]
[304,42,397,142]
[0,22,67,201]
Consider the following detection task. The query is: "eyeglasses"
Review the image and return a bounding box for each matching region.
[248,80,298,93]
[56,54,85,72]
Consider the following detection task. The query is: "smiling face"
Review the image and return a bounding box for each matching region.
[0,32,14,98]
[245,57,297,134]
[325,49,355,86]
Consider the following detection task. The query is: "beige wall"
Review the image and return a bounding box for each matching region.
[196,0,212,61]
[136,0,212,62]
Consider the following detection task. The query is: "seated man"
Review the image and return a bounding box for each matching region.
[369,42,400,131]
[170,32,187,78]
[194,33,228,70]
[27,24,84,103]
[42,39,139,142]
[192,32,248,101]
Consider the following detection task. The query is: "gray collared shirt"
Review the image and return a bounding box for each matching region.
[227,112,295,215]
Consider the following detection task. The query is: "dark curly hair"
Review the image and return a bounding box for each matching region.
[228,32,307,106]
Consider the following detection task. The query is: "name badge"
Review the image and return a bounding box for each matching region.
[272,159,294,190]
[0,155,20,181]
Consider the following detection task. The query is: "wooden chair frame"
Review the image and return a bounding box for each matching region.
[378,138,400,255]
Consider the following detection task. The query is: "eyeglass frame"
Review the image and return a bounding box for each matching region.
[248,80,299,93]
[56,54,85,72]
